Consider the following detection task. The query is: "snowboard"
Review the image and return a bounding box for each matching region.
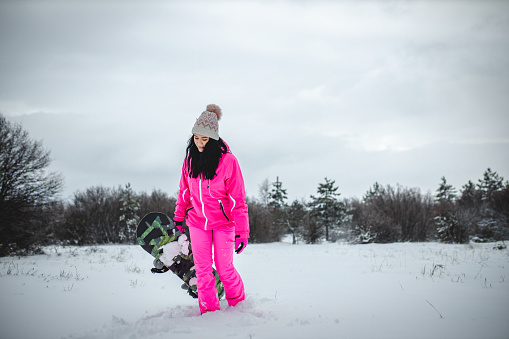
[136,212,225,299]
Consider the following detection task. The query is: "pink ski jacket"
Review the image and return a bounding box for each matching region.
[174,149,250,238]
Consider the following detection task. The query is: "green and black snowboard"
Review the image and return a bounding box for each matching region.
[136,212,224,299]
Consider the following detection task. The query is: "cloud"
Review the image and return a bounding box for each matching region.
[1,0,508,201]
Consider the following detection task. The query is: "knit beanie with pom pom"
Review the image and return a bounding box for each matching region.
[192,104,222,140]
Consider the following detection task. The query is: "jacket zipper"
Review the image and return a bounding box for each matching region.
[199,179,208,230]
[219,201,230,221]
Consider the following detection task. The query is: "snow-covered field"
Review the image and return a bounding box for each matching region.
[1,241,508,339]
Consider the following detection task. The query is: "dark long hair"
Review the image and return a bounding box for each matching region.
[185,135,228,179]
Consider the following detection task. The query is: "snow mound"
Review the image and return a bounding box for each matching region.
[68,296,277,339]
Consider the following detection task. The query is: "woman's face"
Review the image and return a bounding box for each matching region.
[194,134,209,152]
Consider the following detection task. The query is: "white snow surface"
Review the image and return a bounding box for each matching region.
[1,241,508,339]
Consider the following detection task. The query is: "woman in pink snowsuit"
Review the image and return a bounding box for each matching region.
[173,104,249,314]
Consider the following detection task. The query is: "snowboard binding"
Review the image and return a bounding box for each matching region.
[151,258,170,274]
[151,258,198,298]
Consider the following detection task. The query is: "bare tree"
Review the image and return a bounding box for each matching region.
[246,178,285,243]
[0,114,63,255]
[247,197,276,243]
[258,178,270,207]
[353,183,434,243]
[59,186,123,245]
[139,189,176,216]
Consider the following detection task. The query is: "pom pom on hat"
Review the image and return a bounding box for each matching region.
[206,104,222,120]
[192,104,222,140]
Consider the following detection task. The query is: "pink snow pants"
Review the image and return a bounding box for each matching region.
[189,226,245,314]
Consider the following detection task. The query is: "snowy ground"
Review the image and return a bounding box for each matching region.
[1,241,508,339]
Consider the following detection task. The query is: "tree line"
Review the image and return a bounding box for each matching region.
[1,114,508,255]
[248,171,509,245]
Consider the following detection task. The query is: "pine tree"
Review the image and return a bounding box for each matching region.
[308,178,348,242]
[474,169,507,241]
[458,180,481,209]
[363,181,383,203]
[477,168,504,200]
[435,212,465,243]
[287,199,308,244]
[269,176,288,209]
[435,176,457,203]
[119,183,140,243]
[268,177,289,241]
[434,177,466,243]
[461,180,477,199]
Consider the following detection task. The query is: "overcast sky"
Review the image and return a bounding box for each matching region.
[1,0,508,202]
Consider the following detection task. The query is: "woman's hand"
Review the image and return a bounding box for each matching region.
[235,235,248,254]
[174,220,185,235]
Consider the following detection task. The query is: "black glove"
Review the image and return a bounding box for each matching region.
[174,220,185,234]
[235,235,248,254]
